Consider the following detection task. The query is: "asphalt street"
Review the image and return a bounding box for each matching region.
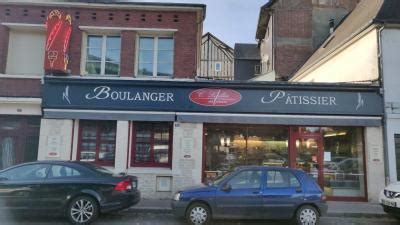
[0,212,398,225]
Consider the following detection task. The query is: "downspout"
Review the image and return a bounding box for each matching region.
[377,24,389,184]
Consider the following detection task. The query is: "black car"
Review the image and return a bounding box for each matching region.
[0,161,140,224]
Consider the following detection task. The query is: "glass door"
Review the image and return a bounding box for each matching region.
[290,128,324,188]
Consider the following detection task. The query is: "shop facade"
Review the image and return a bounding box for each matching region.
[40,77,384,202]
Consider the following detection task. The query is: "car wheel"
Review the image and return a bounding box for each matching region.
[185,203,211,225]
[67,195,99,225]
[295,205,319,225]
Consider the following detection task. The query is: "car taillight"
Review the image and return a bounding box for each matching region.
[114,179,133,191]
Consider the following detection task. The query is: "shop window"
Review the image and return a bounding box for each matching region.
[322,127,365,198]
[6,29,45,76]
[0,116,40,170]
[395,134,400,180]
[78,120,116,166]
[85,35,121,75]
[137,36,174,77]
[131,122,172,167]
[204,125,289,181]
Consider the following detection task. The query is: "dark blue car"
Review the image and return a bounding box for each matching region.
[172,166,327,225]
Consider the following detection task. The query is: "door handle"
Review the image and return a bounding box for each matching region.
[296,188,302,193]
[252,191,261,194]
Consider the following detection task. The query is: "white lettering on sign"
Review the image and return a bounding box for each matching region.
[261,90,337,106]
[85,86,174,102]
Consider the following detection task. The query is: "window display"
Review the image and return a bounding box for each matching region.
[78,120,116,166]
[131,122,172,167]
[204,124,366,199]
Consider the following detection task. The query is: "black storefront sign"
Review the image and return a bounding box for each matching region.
[43,77,383,116]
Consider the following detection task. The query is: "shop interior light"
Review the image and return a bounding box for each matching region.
[323,131,347,137]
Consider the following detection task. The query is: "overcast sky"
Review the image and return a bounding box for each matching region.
[136,0,266,47]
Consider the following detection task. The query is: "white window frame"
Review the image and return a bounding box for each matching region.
[81,33,121,76]
[135,35,174,78]
[215,62,222,72]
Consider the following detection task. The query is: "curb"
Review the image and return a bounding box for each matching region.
[127,207,392,219]
[326,212,391,219]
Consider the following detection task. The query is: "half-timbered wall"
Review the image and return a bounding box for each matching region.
[198,33,234,80]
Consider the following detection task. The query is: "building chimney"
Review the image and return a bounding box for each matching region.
[329,19,335,33]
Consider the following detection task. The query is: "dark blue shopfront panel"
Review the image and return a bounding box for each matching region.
[43,77,383,116]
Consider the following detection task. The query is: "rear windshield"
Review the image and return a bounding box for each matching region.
[82,163,114,176]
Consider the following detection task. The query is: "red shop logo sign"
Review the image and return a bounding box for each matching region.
[189,88,242,107]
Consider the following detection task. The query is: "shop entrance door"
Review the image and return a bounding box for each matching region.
[290,129,324,188]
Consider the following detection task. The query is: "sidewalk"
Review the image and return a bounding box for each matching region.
[128,199,389,218]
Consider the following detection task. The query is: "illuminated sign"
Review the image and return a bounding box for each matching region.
[44,9,72,74]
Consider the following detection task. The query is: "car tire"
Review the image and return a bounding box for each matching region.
[295,205,319,225]
[185,202,211,225]
[66,195,99,225]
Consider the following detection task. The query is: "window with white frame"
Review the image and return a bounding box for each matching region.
[85,35,121,75]
[215,62,222,72]
[137,36,174,77]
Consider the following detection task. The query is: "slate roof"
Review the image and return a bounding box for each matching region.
[234,43,260,60]
[256,0,277,40]
[292,0,400,80]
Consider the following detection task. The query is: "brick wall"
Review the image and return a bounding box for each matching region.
[275,45,313,81]
[0,78,41,97]
[0,5,199,78]
[0,25,9,74]
[270,0,357,80]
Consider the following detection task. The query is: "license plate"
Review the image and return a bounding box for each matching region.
[382,199,397,207]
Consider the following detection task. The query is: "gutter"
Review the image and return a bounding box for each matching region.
[376,25,390,184]
[0,1,206,13]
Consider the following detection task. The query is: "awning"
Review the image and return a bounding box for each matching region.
[43,109,175,122]
[176,112,382,127]
[43,109,382,126]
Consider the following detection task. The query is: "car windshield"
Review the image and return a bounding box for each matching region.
[83,163,114,176]
[212,171,232,186]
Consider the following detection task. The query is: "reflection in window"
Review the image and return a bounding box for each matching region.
[227,170,262,189]
[86,35,121,75]
[267,170,300,188]
[78,120,116,166]
[204,125,288,181]
[132,123,172,167]
[322,127,365,198]
[138,36,174,77]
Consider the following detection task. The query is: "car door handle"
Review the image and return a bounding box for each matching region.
[27,184,40,188]
[252,191,262,194]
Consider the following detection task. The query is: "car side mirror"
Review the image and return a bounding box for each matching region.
[0,176,8,181]
[221,183,231,192]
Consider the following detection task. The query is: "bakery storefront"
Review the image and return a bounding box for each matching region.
[40,77,384,201]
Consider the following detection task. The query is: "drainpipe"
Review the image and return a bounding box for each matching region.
[377,25,390,185]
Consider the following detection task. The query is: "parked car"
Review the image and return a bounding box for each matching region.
[379,182,400,219]
[0,161,140,224]
[172,166,327,225]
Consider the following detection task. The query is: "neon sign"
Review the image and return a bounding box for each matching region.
[44,9,72,74]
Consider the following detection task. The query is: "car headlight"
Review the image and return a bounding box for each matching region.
[173,192,181,201]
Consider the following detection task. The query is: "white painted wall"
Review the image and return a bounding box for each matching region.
[292,29,379,83]
[364,126,385,203]
[0,98,41,116]
[114,121,129,174]
[381,28,400,182]
[38,119,73,161]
